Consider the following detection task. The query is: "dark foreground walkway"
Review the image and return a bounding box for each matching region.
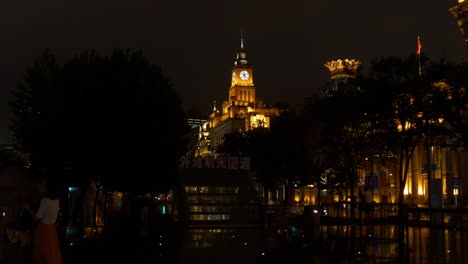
[0,225,350,264]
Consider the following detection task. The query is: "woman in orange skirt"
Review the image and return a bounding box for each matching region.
[28,179,62,264]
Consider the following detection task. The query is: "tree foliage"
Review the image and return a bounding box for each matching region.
[304,75,386,208]
[10,49,189,192]
[360,56,468,208]
[217,108,304,190]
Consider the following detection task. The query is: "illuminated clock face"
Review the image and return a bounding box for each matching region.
[239,70,249,81]
[232,72,236,81]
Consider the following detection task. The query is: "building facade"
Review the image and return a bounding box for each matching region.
[319,58,468,207]
[450,0,468,62]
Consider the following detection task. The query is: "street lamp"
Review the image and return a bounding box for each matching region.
[453,188,459,208]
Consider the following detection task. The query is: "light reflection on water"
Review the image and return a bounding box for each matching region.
[407,227,468,264]
[64,224,468,263]
[184,227,263,248]
[179,226,268,264]
[179,224,468,263]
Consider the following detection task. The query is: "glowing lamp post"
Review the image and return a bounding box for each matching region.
[395,118,419,206]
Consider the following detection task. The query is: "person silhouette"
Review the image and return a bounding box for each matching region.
[28,179,62,264]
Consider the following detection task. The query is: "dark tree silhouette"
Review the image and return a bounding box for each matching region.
[10,49,189,193]
[358,55,468,260]
[217,107,303,203]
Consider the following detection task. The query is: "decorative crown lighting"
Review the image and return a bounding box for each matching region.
[324,59,361,80]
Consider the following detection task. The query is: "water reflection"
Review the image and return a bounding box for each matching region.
[407,227,468,264]
[63,223,468,263]
[179,226,265,263]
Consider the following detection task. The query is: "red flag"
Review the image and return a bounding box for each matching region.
[417,36,422,55]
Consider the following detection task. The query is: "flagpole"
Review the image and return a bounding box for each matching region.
[418,54,422,77]
[417,36,422,77]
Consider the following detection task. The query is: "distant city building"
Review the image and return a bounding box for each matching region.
[323,59,361,96]
[187,118,207,129]
[449,0,468,62]
[180,166,259,223]
[184,117,211,157]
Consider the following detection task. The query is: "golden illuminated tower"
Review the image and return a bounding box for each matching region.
[323,59,361,95]
[228,34,256,108]
[449,0,468,62]
[201,33,279,153]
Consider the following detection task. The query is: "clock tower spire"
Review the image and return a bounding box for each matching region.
[234,33,248,66]
[240,27,244,49]
[230,31,255,105]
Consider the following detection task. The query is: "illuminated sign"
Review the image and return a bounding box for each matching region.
[179,155,250,170]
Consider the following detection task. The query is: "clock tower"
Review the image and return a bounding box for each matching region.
[200,34,280,154]
[229,36,256,105]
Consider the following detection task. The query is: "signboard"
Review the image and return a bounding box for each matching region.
[365,173,378,190]
[423,164,437,171]
[179,155,250,170]
[454,178,460,189]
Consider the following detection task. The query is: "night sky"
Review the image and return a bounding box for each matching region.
[0,0,463,144]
